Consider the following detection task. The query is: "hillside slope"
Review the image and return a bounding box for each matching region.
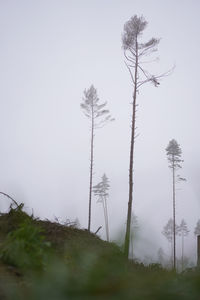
[0,205,200,300]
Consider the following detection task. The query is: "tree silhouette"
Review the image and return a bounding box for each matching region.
[157,247,165,266]
[93,173,110,241]
[166,139,185,270]
[81,86,114,232]
[178,219,189,271]
[162,218,179,267]
[122,15,171,258]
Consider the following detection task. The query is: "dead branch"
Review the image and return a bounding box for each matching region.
[94,226,102,235]
[0,192,19,207]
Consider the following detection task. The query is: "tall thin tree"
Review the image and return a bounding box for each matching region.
[81,86,114,232]
[166,139,185,270]
[179,219,189,271]
[122,15,170,257]
[93,173,110,241]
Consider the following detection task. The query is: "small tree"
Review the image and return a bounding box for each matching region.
[194,219,200,236]
[122,15,170,258]
[166,139,185,270]
[178,219,189,271]
[81,86,114,232]
[74,218,81,229]
[93,174,110,241]
[162,218,179,267]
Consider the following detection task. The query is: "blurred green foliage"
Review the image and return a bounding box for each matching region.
[0,219,50,271]
[0,205,200,299]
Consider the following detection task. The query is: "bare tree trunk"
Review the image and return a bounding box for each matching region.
[182,233,184,271]
[171,241,173,268]
[101,197,108,241]
[104,196,109,242]
[172,157,176,270]
[88,116,94,232]
[197,235,200,267]
[124,39,138,258]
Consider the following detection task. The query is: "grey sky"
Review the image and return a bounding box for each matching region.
[0,0,200,262]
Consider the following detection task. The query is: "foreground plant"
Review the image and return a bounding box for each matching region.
[0,219,50,271]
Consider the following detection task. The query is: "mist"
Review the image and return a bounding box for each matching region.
[0,0,200,266]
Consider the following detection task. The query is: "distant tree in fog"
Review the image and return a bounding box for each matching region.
[166,139,185,270]
[81,86,114,232]
[93,173,110,241]
[178,219,189,271]
[157,247,165,266]
[194,219,200,236]
[176,256,190,272]
[122,15,171,258]
[162,218,179,243]
[74,218,80,229]
[162,218,179,266]
[130,213,139,259]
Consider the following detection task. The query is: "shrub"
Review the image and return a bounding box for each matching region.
[0,219,50,271]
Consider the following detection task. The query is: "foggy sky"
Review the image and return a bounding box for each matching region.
[0,0,200,262]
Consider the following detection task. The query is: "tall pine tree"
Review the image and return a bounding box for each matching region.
[81,86,114,231]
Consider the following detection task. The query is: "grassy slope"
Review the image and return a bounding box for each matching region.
[0,206,200,299]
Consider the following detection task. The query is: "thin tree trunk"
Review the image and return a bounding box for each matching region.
[104,196,109,242]
[182,233,184,271]
[171,241,173,268]
[88,115,94,232]
[172,157,176,270]
[124,39,138,258]
[101,198,108,240]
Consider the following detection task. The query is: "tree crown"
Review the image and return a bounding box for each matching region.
[122,15,147,49]
[166,139,183,169]
[93,173,110,201]
[162,218,179,242]
[122,15,165,88]
[80,85,114,128]
[179,219,189,236]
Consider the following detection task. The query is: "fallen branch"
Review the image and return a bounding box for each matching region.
[94,226,102,235]
[0,192,19,207]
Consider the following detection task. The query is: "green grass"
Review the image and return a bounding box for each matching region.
[0,205,200,299]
